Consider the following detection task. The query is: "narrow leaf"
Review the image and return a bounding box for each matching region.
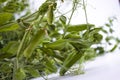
[109,44,118,52]
[15,68,26,80]
[59,15,67,25]
[0,22,19,32]
[0,12,13,25]
[27,68,40,77]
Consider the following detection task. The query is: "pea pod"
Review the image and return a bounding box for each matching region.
[45,39,67,50]
[67,24,94,32]
[23,29,45,58]
[60,51,84,76]
[47,4,54,25]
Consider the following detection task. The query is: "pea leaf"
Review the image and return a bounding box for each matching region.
[1,41,19,54]
[45,58,57,73]
[26,68,40,77]
[0,0,7,3]
[15,68,26,80]
[0,41,19,60]
[0,22,19,32]
[0,12,13,25]
[93,33,103,43]
[83,28,102,40]
[109,44,118,52]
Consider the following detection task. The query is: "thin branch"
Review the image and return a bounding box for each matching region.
[63,0,78,38]
[83,0,90,31]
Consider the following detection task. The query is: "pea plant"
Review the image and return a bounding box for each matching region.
[0,0,119,80]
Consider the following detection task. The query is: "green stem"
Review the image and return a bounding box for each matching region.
[22,11,39,21]
[83,0,89,31]
[16,30,30,59]
[13,27,31,80]
[63,0,78,38]
[12,58,18,80]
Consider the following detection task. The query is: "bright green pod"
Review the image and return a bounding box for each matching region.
[23,29,45,58]
[67,24,94,32]
[60,51,84,76]
[45,39,67,50]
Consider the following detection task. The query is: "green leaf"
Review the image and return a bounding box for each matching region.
[105,36,114,42]
[0,12,13,25]
[69,39,91,50]
[109,44,118,52]
[39,1,50,15]
[95,47,104,55]
[15,68,26,80]
[67,24,94,32]
[65,33,80,39]
[40,48,64,61]
[1,41,19,54]
[0,41,19,60]
[84,48,96,60]
[109,28,114,33]
[101,29,108,34]
[0,0,7,3]
[0,63,12,73]
[26,68,40,77]
[59,15,67,25]
[0,22,19,32]
[45,58,57,73]
[105,23,111,27]
[83,28,102,40]
[93,33,103,43]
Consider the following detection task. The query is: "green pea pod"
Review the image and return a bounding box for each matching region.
[47,4,54,25]
[67,24,94,32]
[23,29,45,58]
[39,2,50,15]
[60,51,84,76]
[45,39,67,50]
[109,44,118,52]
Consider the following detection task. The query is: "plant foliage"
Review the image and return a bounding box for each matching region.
[0,0,119,80]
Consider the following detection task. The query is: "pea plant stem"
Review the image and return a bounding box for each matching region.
[83,0,89,31]
[63,0,78,38]
[12,26,32,80]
